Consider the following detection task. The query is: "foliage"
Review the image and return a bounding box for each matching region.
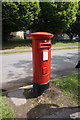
[30,2,78,34]
[2,2,78,42]
[65,1,80,40]
[72,1,80,37]
[2,2,40,42]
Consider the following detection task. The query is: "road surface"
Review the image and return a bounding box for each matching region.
[0,49,79,90]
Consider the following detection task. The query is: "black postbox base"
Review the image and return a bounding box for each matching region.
[33,82,49,98]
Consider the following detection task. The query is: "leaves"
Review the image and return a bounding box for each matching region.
[31,2,78,34]
[2,2,40,33]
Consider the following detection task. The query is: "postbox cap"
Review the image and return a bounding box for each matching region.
[29,32,53,40]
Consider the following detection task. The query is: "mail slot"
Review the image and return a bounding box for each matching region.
[40,41,51,48]
[41,44,51,46]
[29,32,53,97]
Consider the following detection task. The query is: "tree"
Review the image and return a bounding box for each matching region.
[72,1,80,40]
[65,27,75,41]
[30,2,78,35]
[2,2,40,42]
[65,2,80,41]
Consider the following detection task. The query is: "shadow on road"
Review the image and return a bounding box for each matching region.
[8,60,33,79]
[2,76,33,91]
[51,52,78,71]
[2,51,79,90]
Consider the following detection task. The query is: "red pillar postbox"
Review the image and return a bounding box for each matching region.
[29,32,53,97]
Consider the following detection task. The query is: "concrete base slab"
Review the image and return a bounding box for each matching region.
[8,88,27,106]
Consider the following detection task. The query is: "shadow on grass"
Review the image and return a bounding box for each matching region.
[2,38,79,50]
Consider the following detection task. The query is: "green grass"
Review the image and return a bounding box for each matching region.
[52,42,78,47]
[0,94,2,120]
[51,46,79,50]
[51,38,78,47]
[2,38,79,50]
[51,74,80,105]
[1,50,32,54]
[0,94,15,120]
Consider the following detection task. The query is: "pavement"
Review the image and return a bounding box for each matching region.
[1,48,79,90]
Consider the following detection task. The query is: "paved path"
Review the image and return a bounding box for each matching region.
[0,49,79,90]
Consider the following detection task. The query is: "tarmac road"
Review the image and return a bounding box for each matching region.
[0,49,79,90]
[39,107,80,119]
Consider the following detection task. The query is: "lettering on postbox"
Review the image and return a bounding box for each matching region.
[43,50,48,61]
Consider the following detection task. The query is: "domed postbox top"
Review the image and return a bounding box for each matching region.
[29,32,53,40]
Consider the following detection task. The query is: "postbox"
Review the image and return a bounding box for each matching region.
[29,32,53,97]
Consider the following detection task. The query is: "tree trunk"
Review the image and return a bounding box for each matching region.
[2,30,10,43]
[78,34,80,41]
[70,34,73,41]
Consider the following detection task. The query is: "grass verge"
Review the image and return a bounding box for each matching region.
[0,94,15,120]
[52,41,78,47]
[1,50,32,54]
[51,74,80,105]
[1,47,79,54]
